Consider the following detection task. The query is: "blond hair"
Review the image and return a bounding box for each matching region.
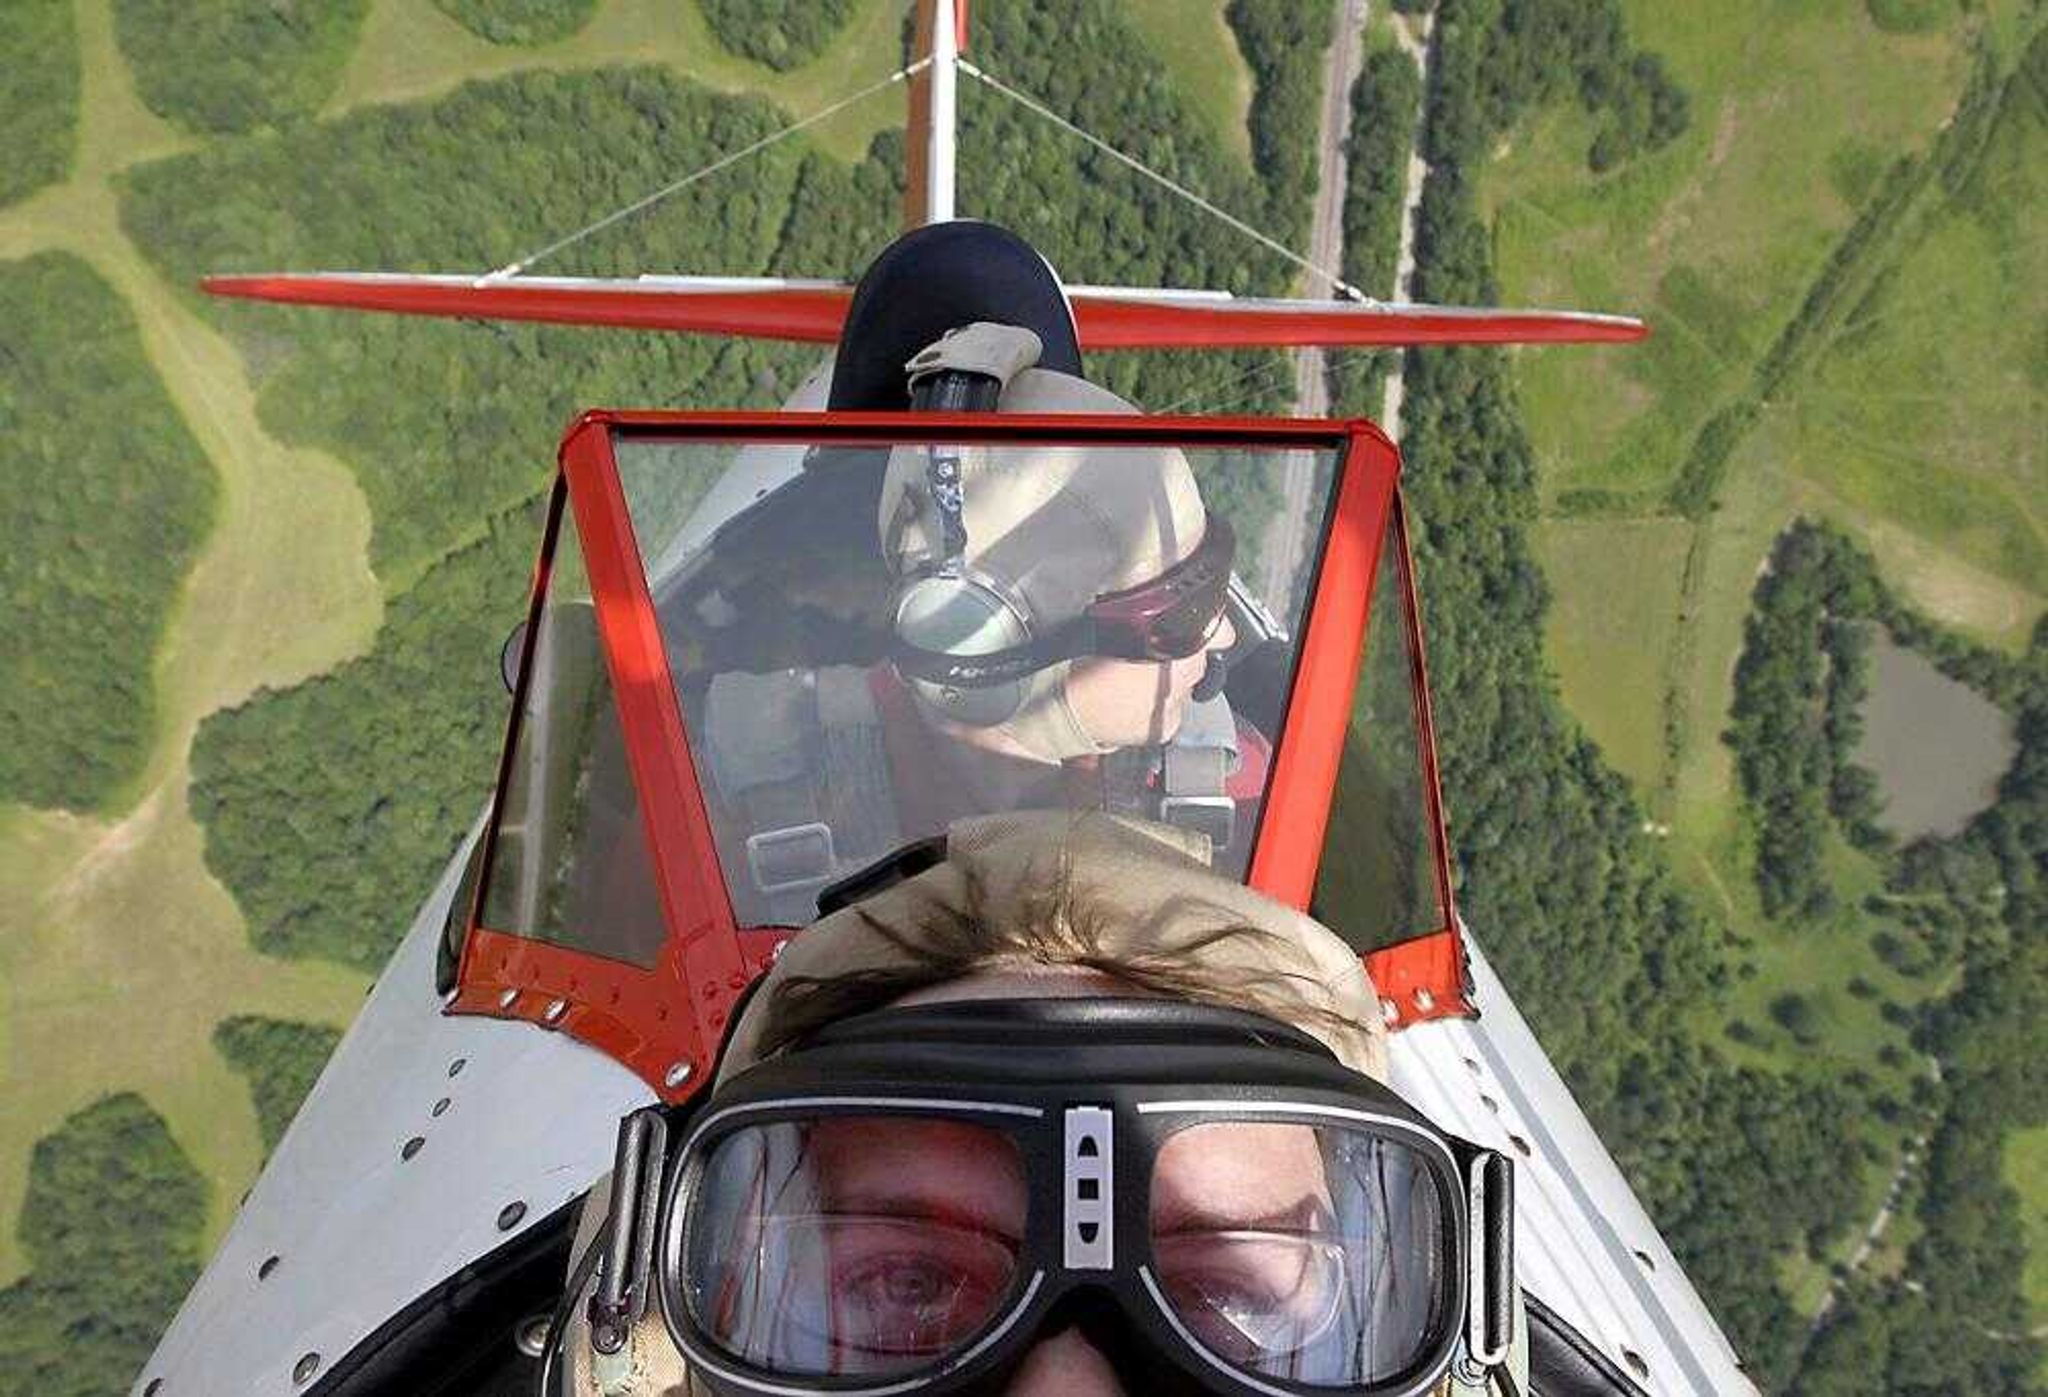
[756,849,1372,1060]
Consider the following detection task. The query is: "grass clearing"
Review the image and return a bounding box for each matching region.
[2008,1124,2048,1326]
[331,0,912,163]
[1534,516,1690,794]
[1486,0,1970,501]
[1123,0,1255,164]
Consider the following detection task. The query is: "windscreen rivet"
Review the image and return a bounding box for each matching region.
[292,1353,320,1385]
[1379,998,1399,1024]
[1414,988,1435,1011]
[497,1201,527,1231]
[664,1061,695,1089]
[542,998,568,1024]
[497,988,518,1010]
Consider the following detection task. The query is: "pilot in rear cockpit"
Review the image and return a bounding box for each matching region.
[697,323,1273,927]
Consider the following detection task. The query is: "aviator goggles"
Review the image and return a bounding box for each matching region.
[891,512,1238,690]
[640,999,1515,1396]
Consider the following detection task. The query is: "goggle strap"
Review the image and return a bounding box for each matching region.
[590,1108,670,1353]
[892,617,1098,688]
[1465,1149,1516,1372]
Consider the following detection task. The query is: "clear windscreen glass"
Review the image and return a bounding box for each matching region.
[609,430,1345,926]
[1149,1121,1452,1387]
[680,1116,1027,1377]
[1314,502,1449,952]
[477,516,668,965]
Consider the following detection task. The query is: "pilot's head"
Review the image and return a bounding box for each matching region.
[649,817,1511,1397]
[878,435,1233,763]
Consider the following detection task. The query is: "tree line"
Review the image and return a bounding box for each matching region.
[0,0,75,209]
[213,1016,345,1156]
[1328,45,1424,416]
[0,1095,206,1397]
[699,0,855,71]
[0,252,218,813]
[433,0,597,47]
[1728,522,1889,919]
[112,0,369,136]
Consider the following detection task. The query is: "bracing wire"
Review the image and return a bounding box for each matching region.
[956,58,1375,305]
[484,59,932,282]
[1163,342,1405,419]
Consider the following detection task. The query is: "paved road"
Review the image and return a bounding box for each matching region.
[1262,0,1370,616]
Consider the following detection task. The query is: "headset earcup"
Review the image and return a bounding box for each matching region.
[893,573,1032,729]
[907,673,1026,728]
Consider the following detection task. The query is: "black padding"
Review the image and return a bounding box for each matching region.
[1525,1291,1651,1397]
[828,221,1082,410]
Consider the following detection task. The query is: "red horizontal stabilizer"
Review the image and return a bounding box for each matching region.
[1070,292,1647,347]
[201,272,1647,347]
[201,273,854,342]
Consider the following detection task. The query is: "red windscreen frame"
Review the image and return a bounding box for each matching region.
[451,411,1471,1101]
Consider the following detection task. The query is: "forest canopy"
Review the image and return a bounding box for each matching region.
[0,0,77,209]
[433,0,598,47]
[698,0,855,70]
[112,0,370,135]
[213,1016,344,1155]
[0,252,217,812]
[0,1095,206,1397]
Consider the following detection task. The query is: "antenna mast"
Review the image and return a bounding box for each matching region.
[904,0,962,227]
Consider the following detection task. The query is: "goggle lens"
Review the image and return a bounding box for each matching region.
[1087,513,1237,662]
[1149,1121,1450,1387]
[677,1112,1454,1388]
[683,1118,1025,1377]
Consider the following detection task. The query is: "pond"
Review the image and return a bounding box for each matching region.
[1854,631,2018,841]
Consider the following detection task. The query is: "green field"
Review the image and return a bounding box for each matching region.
[1125,0,1256,163]
[0,0,380,1287]
[1486,0,1971,504]
[1533,516,1691,793]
